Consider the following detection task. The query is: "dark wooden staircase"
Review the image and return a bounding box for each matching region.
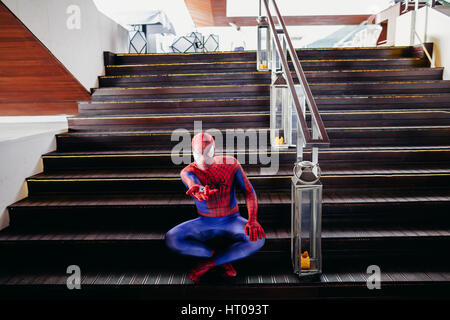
[2,45,450,300]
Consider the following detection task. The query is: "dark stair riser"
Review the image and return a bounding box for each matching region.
[100,75,271,87]
[315,94,450,110]
[98,69,443,88]
[8,201,450,231]
[55,128,450,151]
[68,114,269,131]
[0,235,448,270]
[91,85,270,101]
[67,111,450,131]
[1,278,448,300]
[105,59,429,76]
[25,174,450,195]
[78,95,450,116]
[328,127,450,147]
[112,47,419,65]
[42,149,450,171]
[78,98,270,116]
[90,81,450,101]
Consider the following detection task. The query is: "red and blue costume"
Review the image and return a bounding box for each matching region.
[165,132,266,282]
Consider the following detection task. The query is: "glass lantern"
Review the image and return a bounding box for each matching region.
[270,72,292,148]
[291,84,306,148]
[129,24,148,54]
[257,16,270,71]
[271,28,286,72]
[291,161,322,279]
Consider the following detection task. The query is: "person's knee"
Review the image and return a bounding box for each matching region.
[165,228,180,250]
[248,237,265,252]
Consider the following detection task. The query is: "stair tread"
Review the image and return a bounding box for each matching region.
[68,110,270,119]
[43,145,450,157]
[79,92,450,104]
[0,268,448,286]
[28,168,450,180]
[9,192,450,208]
[68,109,450,119]
[0,226,449,241]
[106,57,424,68]
[99,67,444,78]
[58,125,450,136]
[93,79,450,90]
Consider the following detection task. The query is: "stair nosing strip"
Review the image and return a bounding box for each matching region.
[98,67,444,79]
[106,57,423,68]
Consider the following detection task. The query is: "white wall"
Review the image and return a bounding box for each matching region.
[196,25,346,52]
[0,116,68,230]
[395,6,450,80]
[2,0,129,90]
[425,7,450,80]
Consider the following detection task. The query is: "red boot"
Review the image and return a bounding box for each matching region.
[221,263,237,278]
[188,260,216,283]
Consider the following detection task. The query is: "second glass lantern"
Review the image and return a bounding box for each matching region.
[270,72,292,148]
[257,16,270,71]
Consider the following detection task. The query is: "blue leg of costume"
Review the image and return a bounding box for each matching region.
[165,212,265,266]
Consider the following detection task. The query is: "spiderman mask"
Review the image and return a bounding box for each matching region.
[192,132,215,171]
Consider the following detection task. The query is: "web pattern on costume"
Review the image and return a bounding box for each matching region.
[180,155,258,223]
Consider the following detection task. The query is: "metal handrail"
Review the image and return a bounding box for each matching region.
[262,0,330,149]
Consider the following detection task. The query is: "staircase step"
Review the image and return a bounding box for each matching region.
[68,112,270,131]
[0,267,448,300]
[78,94,450,116]
[91,84,270,101]
[315,93,450,110]
[24,168,450,195]
[327,126,450,147]
[78,97,270,115]
[8,192,450,230]
[112,46,416,65]
[67,110,450,131]
[98,68,444,88]
[4,268,450,286]
[1,227,448,242]
[42,146,450,171]
[91,81,450,101]
[0,226,448,271]
[105,58,428,76]
[56,127,450,151]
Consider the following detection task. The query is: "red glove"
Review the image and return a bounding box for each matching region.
[244,221,266,241]
[186,184,218,202]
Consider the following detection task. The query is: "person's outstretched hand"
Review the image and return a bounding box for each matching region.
[186,184,218,202]
[244,221,266,241]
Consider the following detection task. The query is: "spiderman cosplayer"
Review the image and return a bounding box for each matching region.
[165,132,266,283]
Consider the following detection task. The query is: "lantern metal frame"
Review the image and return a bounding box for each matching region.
[189,32,204,52]
[171,35,197,53]
[270,72,292,148]
[128,24,148,54]
[171,32,219,53]
[291,161,323,279]
[203,34,219,52]
[257,16,270,71]
[271,27,286,72]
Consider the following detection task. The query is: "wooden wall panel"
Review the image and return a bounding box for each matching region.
[184,0,215,26]
[0,1,91,116]
[185,0,371,27]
